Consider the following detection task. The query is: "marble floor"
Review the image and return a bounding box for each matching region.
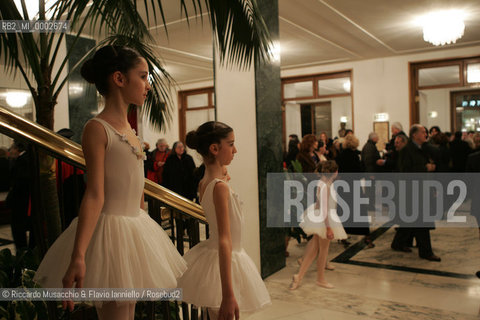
[248,226,480,320]
[1,220,480,320]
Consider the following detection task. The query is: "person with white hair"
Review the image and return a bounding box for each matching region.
[391,124,441,262]
[392,122,403,133]
[146,138,170,184]
[361,132,381,173]
[386,122,406,155]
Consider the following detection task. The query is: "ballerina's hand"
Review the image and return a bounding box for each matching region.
[218,296,240,320]
[326,227,334,240]
[62,257,86,312]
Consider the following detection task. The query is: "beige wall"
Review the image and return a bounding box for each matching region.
[281,45,480,146]
[0,37,70,132]
[139,80,213,164]
[214,54,261,270]
[141,45,480,271]
[419,88,450,131]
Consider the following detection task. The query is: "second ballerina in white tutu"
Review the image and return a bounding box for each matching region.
[177,121,271,320]
[290,160,347,290]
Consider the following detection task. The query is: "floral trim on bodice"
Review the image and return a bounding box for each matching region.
[115,129,146,160]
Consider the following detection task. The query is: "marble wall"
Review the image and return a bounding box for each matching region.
[255,0,285,278]
[65,35,96,143]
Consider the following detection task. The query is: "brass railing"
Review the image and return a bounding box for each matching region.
[0,105,206,223]
[0,105,208,320]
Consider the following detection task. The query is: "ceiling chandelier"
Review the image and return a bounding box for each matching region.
[422,10,465,46]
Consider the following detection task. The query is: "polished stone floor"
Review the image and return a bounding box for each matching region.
[248,225,480,320]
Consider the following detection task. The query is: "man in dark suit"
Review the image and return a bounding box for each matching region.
[361,132,381,173]
[6,141,33,250]
[391,124,441,261]
[466,150,480,277]
[385,122,406,154]
[383,134,408,172]
[450,131,471,172]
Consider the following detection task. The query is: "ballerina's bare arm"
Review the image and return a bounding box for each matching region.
[315,180,330,227]
[62,121,106,290]
[213,181,240,320]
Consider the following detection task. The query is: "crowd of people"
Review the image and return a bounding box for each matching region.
[285,123,480,177]
[2,42,478,319]
[142,138,199,202]
[284,123,480,289]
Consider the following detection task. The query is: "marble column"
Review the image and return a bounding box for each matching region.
[255,0,284,278]
[214,0,283,278]
[65,35,96,143]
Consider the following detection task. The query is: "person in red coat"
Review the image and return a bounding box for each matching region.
[147,138,170,184]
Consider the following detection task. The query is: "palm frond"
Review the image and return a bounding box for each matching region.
[0,0,39,91]
[67,0,153,42]
[206,0,272,68]
[1,0,271,131]
[0,0,22,72]
[45,0,71,59]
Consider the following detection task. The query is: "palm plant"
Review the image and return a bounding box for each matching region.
[0,0,271,252]
[0,0,271,130]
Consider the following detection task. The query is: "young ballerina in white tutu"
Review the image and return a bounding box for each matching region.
[290,160,347,290]
[177,121,271,320]
[34,45,187,319]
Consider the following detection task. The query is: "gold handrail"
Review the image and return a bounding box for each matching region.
[0,105,206,223]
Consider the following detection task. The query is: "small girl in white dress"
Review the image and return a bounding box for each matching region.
[177,121,271,320]
[290,160,347,290]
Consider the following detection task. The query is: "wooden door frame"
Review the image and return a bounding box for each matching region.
[409,55,480,126]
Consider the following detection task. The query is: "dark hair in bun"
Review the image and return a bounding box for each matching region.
[186,121,233,161]
[80,45,142,96]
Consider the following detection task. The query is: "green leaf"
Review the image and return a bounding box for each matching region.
[291,159,303,173]
[206,0,272,68]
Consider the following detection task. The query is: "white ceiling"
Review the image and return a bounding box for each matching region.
[145,0,480,84]
[7,1,479,85]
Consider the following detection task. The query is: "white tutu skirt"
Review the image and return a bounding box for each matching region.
[34,209,187,290]
[177,240,271,312]
[300,204,347,240]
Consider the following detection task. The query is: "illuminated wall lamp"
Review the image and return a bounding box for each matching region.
[6,92,29,108]
[374,113,389,122]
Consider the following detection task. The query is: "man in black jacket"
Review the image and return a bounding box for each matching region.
[450,131,471,172]
[6,141,33,249]
[385,122,406,154]
[361,132,381,173]
[467,150,480,277]
[391,124,441,261]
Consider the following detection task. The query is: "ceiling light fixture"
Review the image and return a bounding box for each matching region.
[421,10,465,46]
